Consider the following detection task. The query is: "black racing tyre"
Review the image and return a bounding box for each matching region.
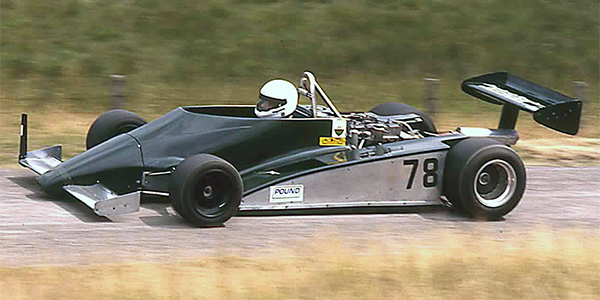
[86,109,146,149]
[370,102,437,133]
[169,154,243,227]
[443,138,526,220]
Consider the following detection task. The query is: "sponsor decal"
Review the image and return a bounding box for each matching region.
[319,137,346,146]
[333,151,347,163]
[269,184,304,203]
[477,83,545,112]
[331,119,347,138]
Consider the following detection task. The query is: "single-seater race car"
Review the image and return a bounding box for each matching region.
[18,71,581,226]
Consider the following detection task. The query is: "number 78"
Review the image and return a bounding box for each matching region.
[403,158,438,189]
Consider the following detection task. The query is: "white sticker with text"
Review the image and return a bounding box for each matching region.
[331,119,347,138]
[269,185,304,203]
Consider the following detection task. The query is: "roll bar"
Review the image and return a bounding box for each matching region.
[297,71,343,118]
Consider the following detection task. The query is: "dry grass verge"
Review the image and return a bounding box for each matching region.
[0,231,598,299]
[515,138,600,166]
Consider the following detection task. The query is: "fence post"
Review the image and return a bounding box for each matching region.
[573,81,588,126]
[110,75,126,109]
[573,81,588,104]
[424,78,439,120]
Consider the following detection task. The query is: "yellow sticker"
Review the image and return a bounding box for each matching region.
[333,151,347,163]
[319,137,346,146]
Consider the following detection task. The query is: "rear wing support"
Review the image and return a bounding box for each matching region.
[462,72,582,135]
[498,104,519,130]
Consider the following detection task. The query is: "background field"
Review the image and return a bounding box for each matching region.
[1,0,598,105]
[1,0,598,167]
[2,0,598,86]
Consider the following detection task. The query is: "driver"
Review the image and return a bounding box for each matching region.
[254,79,299,118]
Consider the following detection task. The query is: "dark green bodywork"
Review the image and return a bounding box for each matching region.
[38,106,349,194]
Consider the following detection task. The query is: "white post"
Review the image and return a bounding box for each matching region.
[573,81,588,126]
[573,81,588,103]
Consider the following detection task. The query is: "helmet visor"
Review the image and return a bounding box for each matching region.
[257,94,287,112]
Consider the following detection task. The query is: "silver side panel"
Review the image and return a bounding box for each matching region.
[63,184,140,216]
[19,145,62,175]
[240,152,446,211]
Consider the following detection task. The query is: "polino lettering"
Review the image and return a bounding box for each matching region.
[274,187,301,195]
[269,185,304,203]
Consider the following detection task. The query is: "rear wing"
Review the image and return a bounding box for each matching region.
[462,72,582,135]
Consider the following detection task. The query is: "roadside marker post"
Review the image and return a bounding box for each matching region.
[110,75,126,109]
[425,78,439,121]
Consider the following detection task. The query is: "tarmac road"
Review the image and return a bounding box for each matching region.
[0,166,598,267]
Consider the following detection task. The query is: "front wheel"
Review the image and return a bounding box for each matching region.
[169,154,243,227]
[86,109,146,149]
[444,138,526,220]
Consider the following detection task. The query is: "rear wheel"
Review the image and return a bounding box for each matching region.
[169,154,242,227]
[86,109,146,149]
[370,102,437,133]
[443,138,526,220]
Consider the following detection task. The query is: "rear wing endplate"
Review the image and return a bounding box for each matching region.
[462,72,582,135]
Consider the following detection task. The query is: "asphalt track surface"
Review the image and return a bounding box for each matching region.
[1,166,598,267]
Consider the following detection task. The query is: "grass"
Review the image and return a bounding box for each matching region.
[1,0,598,100]
[515,137,600,166]
[0,230,598,299]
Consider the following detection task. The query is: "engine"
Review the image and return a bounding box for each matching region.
[343,112,425,149]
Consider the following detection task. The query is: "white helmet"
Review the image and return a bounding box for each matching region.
[255,79,299,118]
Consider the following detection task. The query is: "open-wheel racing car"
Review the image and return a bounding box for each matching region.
[18,71,581,226]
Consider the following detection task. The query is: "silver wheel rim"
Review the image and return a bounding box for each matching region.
[473,159,517,208]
